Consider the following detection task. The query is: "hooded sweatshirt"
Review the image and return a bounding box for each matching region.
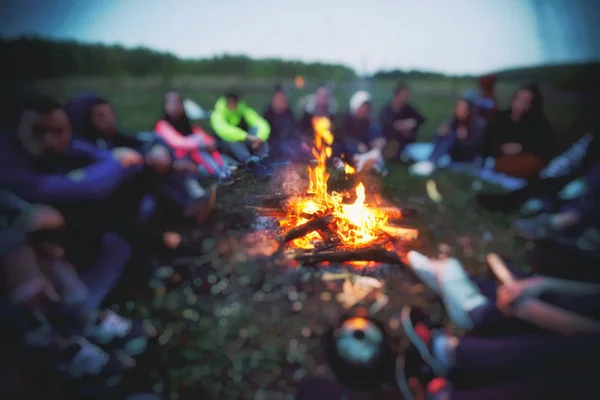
[338,91,383,147]
[210,97,270,143]
[65,93,167,156]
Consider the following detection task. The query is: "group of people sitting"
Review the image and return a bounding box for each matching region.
[0,75,598,399]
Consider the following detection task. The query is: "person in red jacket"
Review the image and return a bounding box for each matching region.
[155,91,234,185]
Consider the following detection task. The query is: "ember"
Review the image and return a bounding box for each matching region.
[260,116,418,267]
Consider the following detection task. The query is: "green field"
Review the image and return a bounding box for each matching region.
[26,76,598,399]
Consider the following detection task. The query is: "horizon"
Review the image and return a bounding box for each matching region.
[1,0,599,75]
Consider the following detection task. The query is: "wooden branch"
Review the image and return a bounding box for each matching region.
[277,214,334,244]
[294,247,405,266]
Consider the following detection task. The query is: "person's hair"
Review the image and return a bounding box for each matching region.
[273,83,284,93]
[225,91,239,101]
[514,83,545,120]
[394,83,409,96]
[20,95,63,115]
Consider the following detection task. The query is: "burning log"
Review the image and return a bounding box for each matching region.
[277,214,334,244]
[256,193,314,208]
[293,247,405,266]
[245,205,285,217]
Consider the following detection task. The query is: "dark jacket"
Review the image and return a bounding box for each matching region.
[64,94,171,157]
[379,104,426,142]
[0,135,134,205]
[481,110,556,161]
[263,106,299,144]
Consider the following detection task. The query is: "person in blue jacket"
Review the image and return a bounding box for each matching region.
[0,95,139,273]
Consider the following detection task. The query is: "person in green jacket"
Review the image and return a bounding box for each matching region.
[210,92,271,177]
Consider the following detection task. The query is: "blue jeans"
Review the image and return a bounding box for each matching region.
[76,232,131,313]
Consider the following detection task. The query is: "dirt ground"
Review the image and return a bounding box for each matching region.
[118,164,528,400]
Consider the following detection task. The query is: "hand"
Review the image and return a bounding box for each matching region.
[456,126,468,140]
[145,145,172,173]
[112,147,144,168]
[496,277,547,315]
[172,159,198,174]
[13,205,65,233]
[247,135,263,149]
[501,142,522,156]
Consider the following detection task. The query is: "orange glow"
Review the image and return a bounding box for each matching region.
[344,163,356,174]
[278,116,418,254]
[295,75,305,88]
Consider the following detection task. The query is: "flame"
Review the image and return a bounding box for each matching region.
[279,116,418,252]
[344,163,355,174]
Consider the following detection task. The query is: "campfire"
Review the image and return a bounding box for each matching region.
[256,117,418,268]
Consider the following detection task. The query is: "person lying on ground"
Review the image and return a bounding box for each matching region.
[480,83,556,179]
[210,91,271,178]
[397,251,600,399]
[334,90,388,176]
[155,91,235,185]
[379,83,426,162]
[262,84,312,163]
[65,93,216,226]
[0,197,156,398]
[298,83,338,140]
[397,303,600,400]
[477,129,600,213]
[409,97,487,176]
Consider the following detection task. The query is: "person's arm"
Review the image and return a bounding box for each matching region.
[154,121,199,150]
[515,299,600,335]
[243,106,271,142]
[0,154,127,204]
[191,126,217,147]
[410,106,426,128]
[368,123,386,150]
[210,109,248,142]
[539,277,600,297]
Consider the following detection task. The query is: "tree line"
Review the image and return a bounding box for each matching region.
[1,36,357,81]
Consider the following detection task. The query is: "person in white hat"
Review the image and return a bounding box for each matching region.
[334,90,388,176]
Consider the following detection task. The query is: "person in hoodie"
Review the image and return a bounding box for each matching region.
[0,95,136,312]
[335,90,388,175]
[480,83,556,179]
[379,84,426,161]
[210,91,271,177]
[65,93,216,227]
[262,85,311,163]
[155,91,235,186]
[298,84,338,139]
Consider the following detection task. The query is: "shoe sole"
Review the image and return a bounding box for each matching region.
[400,306,447,377]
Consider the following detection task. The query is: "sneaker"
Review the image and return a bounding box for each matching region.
[83,310,156,357]
[55,336,134,395]
[400,306,448,377]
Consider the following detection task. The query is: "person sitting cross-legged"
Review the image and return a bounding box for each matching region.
[155,91,234,186]
[210,91,272,178]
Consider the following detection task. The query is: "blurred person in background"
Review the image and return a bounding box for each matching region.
[263,84,312,163]
[210,91,272,178]
[379,84,426,162]
[156,91,234,186]
[299,83,338,139]
[480,83,556,180]
[335,90,388,176]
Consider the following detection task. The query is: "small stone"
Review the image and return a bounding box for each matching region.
[292,301,303,312]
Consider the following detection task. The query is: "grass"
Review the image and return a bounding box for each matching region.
[25,76,595,398]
